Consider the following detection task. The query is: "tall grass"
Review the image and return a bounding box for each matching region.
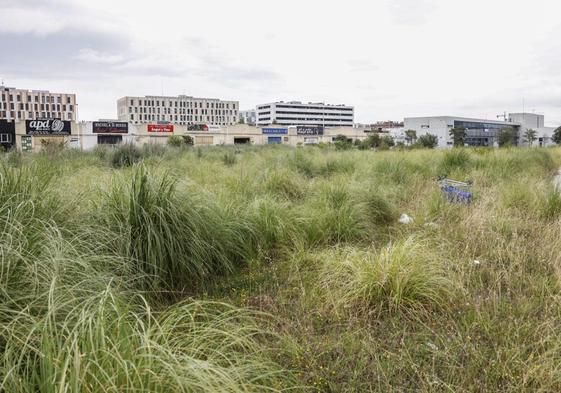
[321,238,454,312]
[98,165,257,291]
[0,160,296,392]
[3,144,561,391]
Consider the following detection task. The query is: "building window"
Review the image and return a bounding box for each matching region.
[0,134,12,143]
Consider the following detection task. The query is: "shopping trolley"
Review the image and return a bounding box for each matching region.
[437,178,473,204]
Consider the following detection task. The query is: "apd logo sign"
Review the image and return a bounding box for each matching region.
[26,119,71,135]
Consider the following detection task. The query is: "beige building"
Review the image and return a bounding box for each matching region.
[8,120,372,152]
[0,86,77,122]
[117,95,239,127]
[13,119,79,153]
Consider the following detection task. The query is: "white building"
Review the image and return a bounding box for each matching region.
[256,101,354,127]
[0,86,77,122]
[403,113,558,148]
[403,116,520,148]
[239,109,256,125]
[117,95,239,126]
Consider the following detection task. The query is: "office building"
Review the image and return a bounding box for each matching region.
[256,101,354,127]
[403,116,521,148]
[0,86,77,122]
[117,95,239,126]
[403,113,558,148]
[239,109,256,125]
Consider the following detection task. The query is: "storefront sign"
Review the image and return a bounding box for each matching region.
[188,124,209,131]
[262,127,288,135]
[26,119,71,135]
[297,126,324,135]
[148,124,174,133]
[93,121,129,134]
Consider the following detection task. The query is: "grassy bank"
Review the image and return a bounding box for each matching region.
[1,145,561,391]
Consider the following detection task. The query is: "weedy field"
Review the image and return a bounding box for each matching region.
[1,144,561,392]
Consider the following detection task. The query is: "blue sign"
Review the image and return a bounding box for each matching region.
[262,128,288,135]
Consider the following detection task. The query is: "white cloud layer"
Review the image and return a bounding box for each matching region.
[0,0,560,125]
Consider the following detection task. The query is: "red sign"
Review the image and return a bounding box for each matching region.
[148,124,174,133]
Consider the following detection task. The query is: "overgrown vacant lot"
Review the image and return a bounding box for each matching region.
[2,145,561,392]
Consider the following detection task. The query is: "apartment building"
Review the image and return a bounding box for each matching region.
[0,86,77,122]
[117,95,239,126]
[256,101,354,127]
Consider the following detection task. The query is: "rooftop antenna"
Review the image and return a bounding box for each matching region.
[497,111,508,121]
[1,78,4,87]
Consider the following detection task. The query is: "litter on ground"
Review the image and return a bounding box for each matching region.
[399,214,413,224]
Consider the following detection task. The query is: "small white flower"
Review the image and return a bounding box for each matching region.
[426,342,438,351]
[473,260,481,266]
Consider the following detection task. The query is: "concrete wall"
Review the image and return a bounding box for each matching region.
[509,113,544,129]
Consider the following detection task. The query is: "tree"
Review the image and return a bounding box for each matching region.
[497,127,517,147]
[417,133,439,149]
[362,133,381,149]
[523,129,537,147]
[360,133,395,150]
[405,129,417,145]
[552,126,561,145]
[333,135,353,150]
[379,135,395,149]
[449,127,467,147]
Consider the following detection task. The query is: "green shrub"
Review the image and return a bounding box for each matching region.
[417,133,439,149]
[167,135,183,147]
[182,135,194,146]
[334,135,353,150]
[111,143,142,168]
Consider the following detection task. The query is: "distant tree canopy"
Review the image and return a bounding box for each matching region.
[523,129,537,147]
[449,127,467,147]
[553,126,561,145]
[417,133,438,149]
[360,133,395,150]
[404,129,417,145]
[497,127,517,147]
[333,135,353,150]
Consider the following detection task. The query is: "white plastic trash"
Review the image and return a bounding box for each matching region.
[399,214,413,225]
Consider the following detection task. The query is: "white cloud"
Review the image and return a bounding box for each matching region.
[1,0,561,125]
[74,48,125,65]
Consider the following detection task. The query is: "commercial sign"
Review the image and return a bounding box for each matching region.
[93,121,129,134]
[148,124,174,133]
[26,119,71,135]
[188,124,209,131]
[262,127,288,135]
[296,126,324,135]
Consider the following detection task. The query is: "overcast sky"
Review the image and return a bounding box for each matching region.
[1,0,560,125]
